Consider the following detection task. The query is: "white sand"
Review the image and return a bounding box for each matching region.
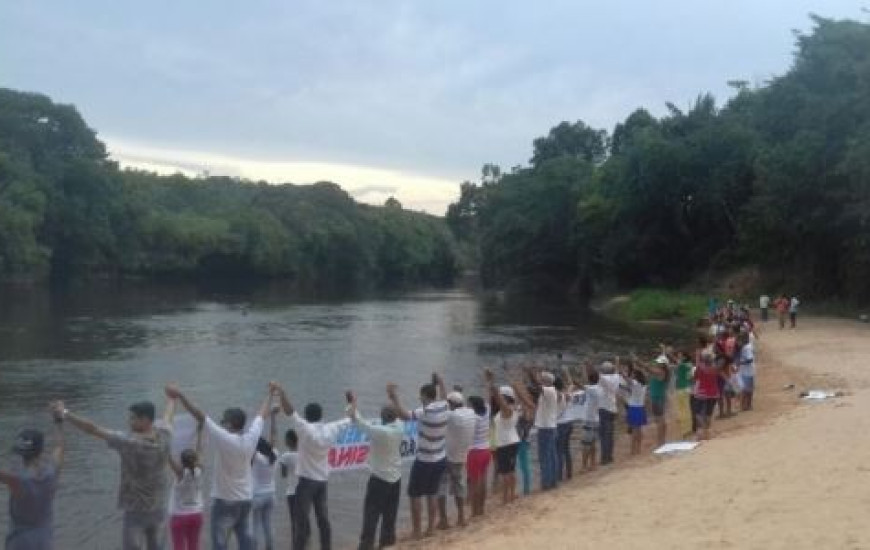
[402,317,870,550]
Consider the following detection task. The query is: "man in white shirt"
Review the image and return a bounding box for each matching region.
[348,386,404,550]
[759,294,770,322]
[166,384,272,550]
[596,361,623,465]
[271,382,349,550]
[534,370,559,490]
[389,373,448,540]
[437,390,476,530]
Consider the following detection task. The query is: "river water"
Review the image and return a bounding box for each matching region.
[0,280,679,549]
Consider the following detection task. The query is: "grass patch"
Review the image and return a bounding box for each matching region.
[612,289,708,323]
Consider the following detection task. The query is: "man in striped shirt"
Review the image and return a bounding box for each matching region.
[388,373,448,540]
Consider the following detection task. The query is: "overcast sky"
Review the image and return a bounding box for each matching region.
[0,1,864,213]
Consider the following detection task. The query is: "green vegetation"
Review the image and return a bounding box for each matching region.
[0,90,457,286]
[447,15,870,305]
[609,289,708,323]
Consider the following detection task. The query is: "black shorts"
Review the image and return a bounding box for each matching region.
[693,397,717,417]
[495,443,519,474]
[407,459,446,498]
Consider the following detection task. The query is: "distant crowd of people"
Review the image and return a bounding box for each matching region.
[2,296,767,550]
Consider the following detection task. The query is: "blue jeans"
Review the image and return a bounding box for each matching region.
[211,499,254,550]
[556,423,574,481]
[537,427,558,490]
[252,493,274,550]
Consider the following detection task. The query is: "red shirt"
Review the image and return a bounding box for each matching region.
[694,364,721,399]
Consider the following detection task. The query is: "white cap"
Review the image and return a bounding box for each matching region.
[655,354,669,365]
[446,391,464,405]
[540,371,555,385]
[499,386,516,400]
[599,361,615,374]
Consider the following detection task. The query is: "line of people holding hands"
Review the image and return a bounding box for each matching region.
[1,337,754,550]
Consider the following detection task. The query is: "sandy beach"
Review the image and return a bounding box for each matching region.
[403,316,870,550]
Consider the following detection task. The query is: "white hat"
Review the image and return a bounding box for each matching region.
[599,361,615,374]
[655,354,669,365]
[499,386,516,400]
[446,391,464,405]
[540,371,555,385]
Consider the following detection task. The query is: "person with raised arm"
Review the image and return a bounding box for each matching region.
[165,395,205,550]
[1,404,65,550]
[165,384,271,550]
[597,358,624,465]
[484,368,534,505]
[270,381,350,550]
[61,395,172,550]
[532,367,559,490]
[634,349,671,448]
[387,373,448,539]
[349,384,405,550]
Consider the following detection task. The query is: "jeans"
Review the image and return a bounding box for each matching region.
[211,499,253,550]
[286,495,297,549]
[555,423,574,481]
[252,493,274,550]
[170,513,202,550]
[517,440,531,495]
[358,476,401,550]
[123,510,166,550]
[293,477,331,550]
[761,307,768,322]
[536,427,558,490]
[598,409,616,465]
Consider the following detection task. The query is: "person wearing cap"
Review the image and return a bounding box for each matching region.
[436,388,476,530]
[388,373,449,540]
[635,350,672,448]
[347,385,404,550]
[1,405,65,550]
[60,395,174,550]
[484,370,518,505]
[166,384,273,550]
[532,369,559,490]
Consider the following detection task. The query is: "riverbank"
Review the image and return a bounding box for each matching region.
[597,288,707,325]
[402,316,870,549]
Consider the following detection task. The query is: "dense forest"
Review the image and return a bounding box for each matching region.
[0,91,457,287]
[446,16,870,304]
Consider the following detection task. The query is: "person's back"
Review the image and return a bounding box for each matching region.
[445,407,476,464]
[108,425,171,514]
[207,420,261,501]
[292,415,348,481]
[7,463,57,543]
[760,295,770,309]
[534,385,558,429]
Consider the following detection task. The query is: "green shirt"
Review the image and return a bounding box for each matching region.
[649,374,668,402]
[675,361,692,391]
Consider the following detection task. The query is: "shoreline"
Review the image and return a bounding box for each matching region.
[398,316,869,549]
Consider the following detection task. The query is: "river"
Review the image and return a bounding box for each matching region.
[0,280,680,548]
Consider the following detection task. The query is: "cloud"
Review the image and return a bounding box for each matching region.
[106,137,460,214]
[349,185,399,198]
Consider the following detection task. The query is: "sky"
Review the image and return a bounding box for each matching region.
[0,1,864,214]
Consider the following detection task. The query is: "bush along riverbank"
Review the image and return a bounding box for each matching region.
[601,289,708,325]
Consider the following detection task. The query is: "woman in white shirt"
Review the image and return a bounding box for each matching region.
[484,369,534,505]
